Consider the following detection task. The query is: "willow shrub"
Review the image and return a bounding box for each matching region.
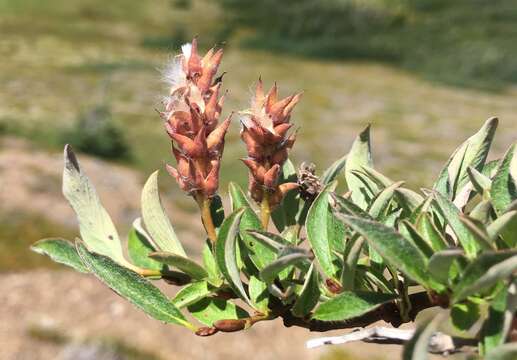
[32,40,516,359]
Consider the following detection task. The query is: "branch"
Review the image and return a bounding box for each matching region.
[282,291,435,331]
[306,327,477,355]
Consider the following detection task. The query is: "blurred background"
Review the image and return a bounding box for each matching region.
[1,0,517,359]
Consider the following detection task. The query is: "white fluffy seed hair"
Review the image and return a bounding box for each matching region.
[162,55,186,88]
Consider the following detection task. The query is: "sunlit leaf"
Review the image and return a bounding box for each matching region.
[345,125,375,209]
[149,252,208,280]
[188,298,249,327]
[312,291,396,321]
[428,249,464,285]
[260,248,309,284]
[62,145,126,265]
[76,240,193,329]
[128,219,162,271]
[31,238,88,273]
[172,281,211,308]
[141,171,186,256]
[453,250,517,302]
[321,154,347,185]
[215,208,251,304]
[271,160,300,232]
[249,275,269,314]
[292,263,321,317]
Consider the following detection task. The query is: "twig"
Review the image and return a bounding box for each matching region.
[306,326,476,354]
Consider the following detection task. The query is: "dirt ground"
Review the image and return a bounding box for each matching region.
[0,270,409,360]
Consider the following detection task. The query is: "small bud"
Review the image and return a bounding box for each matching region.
[213,319,247,332]
[195,327,218,336]
[325,278,342,294]
[263,164,280,189]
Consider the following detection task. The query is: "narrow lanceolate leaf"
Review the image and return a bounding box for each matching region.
[272,160,300,232]
[321,153,347,185]
[433,117,498,200]
[480,282,517,355]
[62,145,126,265]
[248,276,269,314]
[491,144,517,214]
[246,230,288,252]
[403,313,445,360]
[487,210,517,245]
[341,235,365,291]
[228,182,274,269]
[306,182,342,278]
[202,242,222,286]
[128,219,162,271]
[312,291,397,321]
[292,264,321,317]
[395,188,425,213]
[428,249,465,285]
[454,255,517,303]
[361,165,394,189]
[149,252,208,280]
[31,238,89,273]
[453,251,517,303]
[336,215,444,292]
[432,191,480,258]
[215,208,251,304]
[260,250,309,284]
[415,213,448,252]
[345,125,375,209]
[141,171,185,256]
[76,241,192,329]
[187,298,249,327]
[369,181,404,219]
[172,281,211,308]
[467,166,492,194]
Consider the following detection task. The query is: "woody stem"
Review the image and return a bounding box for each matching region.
[260,190,271,229]
[196,193,217,243]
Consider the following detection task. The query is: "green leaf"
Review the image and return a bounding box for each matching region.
[467,166,492,194]
[480,282,517,355]
[428,249,465,285]
[141,171,185,256]
[491,144,517,215]
[172,281,211,308]
[345,125,375,209]
[399,221,434,259]
[271,160,300,232]
[361,165,394,189]
[453,250,517,303]
[260,249,309,284]
[415,213,448,252]
[395,188,425,214]
[127,219,162,271]
[340,235,365,291]
[368,181,404,219]
[487,210,517,244]
[210,195,225,230]
[485,343,517,360]
[292,263,321,317]
[76,240,193,329]
[432,191,480,258]
[149,252,208,280]
[458,216,494,251]
[202,242,222,286]
[246,230,288,252]
[312,291,396,321]
[215,208,251,304]
[321,154,347,185]
[451,300,480,333]
[403,313,444,360]
[433,117,498,200]
[31,238,89,273]
[336,215,444,292]
[62,145,126,265]
[248,276,269,313]
[187,298,249,327]
[306,182,342,278]
[228,182,274,269]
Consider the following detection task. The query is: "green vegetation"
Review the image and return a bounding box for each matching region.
[217,0,517,89]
